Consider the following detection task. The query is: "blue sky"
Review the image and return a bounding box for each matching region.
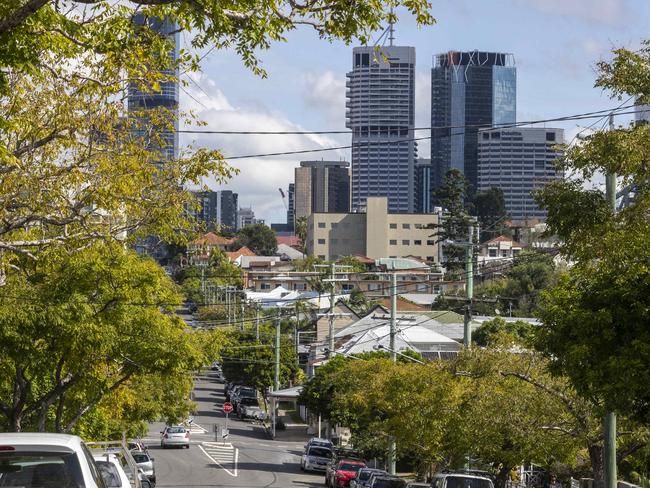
[179,0,650,225]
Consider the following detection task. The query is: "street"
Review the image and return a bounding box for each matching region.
[143,371,321,488]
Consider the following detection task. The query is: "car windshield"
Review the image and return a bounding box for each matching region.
[240,398,259,406]
[167,427,186,434]
[238,389,257,398]
[95,460,123,487]
[446,477,493,488]
[131,453,149,463]
[340,462,364,472]
[373,479,407,488]
[360,470,382,481]
[308,447,331,458]
[0,451,85,488]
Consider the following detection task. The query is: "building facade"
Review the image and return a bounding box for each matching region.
[413,158,433,213]
[128,14,179,162]
[306,197,439,262]
[431,51,516,193]
[477,127,564,221]
[294,160,350,225]
[346,46,417,213]
[287,183,295,231]
[191,190,238,232]
[238,207,262,230]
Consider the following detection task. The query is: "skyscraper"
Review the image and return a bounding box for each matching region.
[294,160,350,224]
[477,127,564,221]
[413,158,433,213]
[431,51,516,193]
[128,14,179,162]
[191,190,239,232]
[346,45,417,213]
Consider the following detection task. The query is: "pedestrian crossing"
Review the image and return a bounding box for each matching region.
[186,422,208,434]
[200,441,238,477]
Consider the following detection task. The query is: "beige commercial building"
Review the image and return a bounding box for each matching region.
[306,197,440,262]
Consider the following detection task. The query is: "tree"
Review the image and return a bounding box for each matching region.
[433,169,473,275]
[534,41,650,424]
[235,223,278,256]
[295,216,308,255]
[473,187,509,243]
[0,243,202,432]
[472,316,535,347]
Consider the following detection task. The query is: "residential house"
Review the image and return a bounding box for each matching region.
[187,232,235,266]
[477,235,523,267]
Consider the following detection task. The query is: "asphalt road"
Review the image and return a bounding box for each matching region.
[142,371,324,488]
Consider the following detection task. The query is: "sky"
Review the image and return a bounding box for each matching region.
[178,0,650,225]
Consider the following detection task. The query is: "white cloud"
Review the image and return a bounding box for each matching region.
[179,73,347,224]
[518,0,631,26]
[301,71,347,127]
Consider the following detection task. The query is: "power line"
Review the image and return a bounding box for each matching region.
[178,104,636,136]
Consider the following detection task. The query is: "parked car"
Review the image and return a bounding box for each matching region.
[127,439,147,452]
[0,432,106,488]
[231,386,257,408]
[350,468,388,488]
[368,475,407,488]
[304,437,333,451]
[326,459,367,488]
[131,450,155,484]
[237,397,266,420]
[300,445,332,472]
[430,472,494,488]
[94,453,132,488]
[160,425,190,449]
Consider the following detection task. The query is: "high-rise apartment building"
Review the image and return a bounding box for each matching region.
[413,158,433,213]
[287,183,295,230]
[346,46,417,213]
[128,14,179,162]
[294,160,350,224]
[431,51,516,193]
[477,128,564,221]
[238,207,262,230]
[192,190,239,231]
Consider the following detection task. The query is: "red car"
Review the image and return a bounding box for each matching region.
[326,459,367,488]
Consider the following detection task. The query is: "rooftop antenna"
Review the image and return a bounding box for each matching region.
[388,7,395,46]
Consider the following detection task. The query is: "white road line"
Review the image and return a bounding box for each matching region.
[199,442,238,477]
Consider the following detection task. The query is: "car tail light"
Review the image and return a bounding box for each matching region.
[0,446,15,451]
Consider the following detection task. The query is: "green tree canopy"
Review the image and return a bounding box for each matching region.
[235,223,278,256]
[0,243,202,433]
[534,41,650,423]
[473,187,510,243]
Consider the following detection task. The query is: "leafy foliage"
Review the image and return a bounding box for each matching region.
[473,187,510,243]
[473,316,535,347]
[235,223,278,256]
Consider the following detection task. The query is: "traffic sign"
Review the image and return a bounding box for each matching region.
[223,402,233,413]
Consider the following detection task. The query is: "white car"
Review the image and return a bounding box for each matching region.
[93,453,132,487]
[0,432,105,487]
[300,445,333,472]
[161,425,190,449]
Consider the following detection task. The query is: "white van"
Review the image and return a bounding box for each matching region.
[431,472,495,488]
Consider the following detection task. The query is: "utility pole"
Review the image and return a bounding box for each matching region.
[274,312,281,392]
[604,112,617,488]
[316,264,351,358]
[255,306,260,341]
[463,223,474,348]
[388,272,397,475]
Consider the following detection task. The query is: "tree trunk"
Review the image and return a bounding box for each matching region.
[495,465,513,488]
[588,443,604,481]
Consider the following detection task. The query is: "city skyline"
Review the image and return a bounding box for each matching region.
[179,0,647,224]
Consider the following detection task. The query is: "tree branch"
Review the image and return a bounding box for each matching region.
[0,0,50,35]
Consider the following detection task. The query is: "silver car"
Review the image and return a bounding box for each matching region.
[161,425,190,449]
[131,450,156,483]
[300,446,333,472]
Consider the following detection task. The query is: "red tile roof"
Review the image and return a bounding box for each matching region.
[277,235,302,247]
[190,232,235,246]
[226,246,257,260]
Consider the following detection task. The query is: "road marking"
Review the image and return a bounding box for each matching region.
[185,422,208,434]
[200,442,238,477]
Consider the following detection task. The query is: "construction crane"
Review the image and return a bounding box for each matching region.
[278,188,288,211]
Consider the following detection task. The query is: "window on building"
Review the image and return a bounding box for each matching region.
[318,255,326,259]
[426,240,435,246]
[318,239,326,244]
[402,223,410,229]
[318,222,326,228]
[491,132,501,139]
[389,223,397,229]
[261,283,271,290]
[501,250,508,257]
[331,222,338,228]
[414,240,422,245]
[426,256,434,261]
[488,248,497,257]
[546,132,556,142]
[402,240,410,245]
[389,239,397,245]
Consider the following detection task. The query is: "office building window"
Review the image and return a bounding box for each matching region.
[402,239,410,245]
[318,239,326,244]
[426,240,435,246]
[414,240,422,245]
[318,222,326,228]
[389,240,397,245]
[389,223,397,229]
[318,255,326,259]
[402,223,410,229]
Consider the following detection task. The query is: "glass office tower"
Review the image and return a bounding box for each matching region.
[346,46,417,213]
[431,51,516,194]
